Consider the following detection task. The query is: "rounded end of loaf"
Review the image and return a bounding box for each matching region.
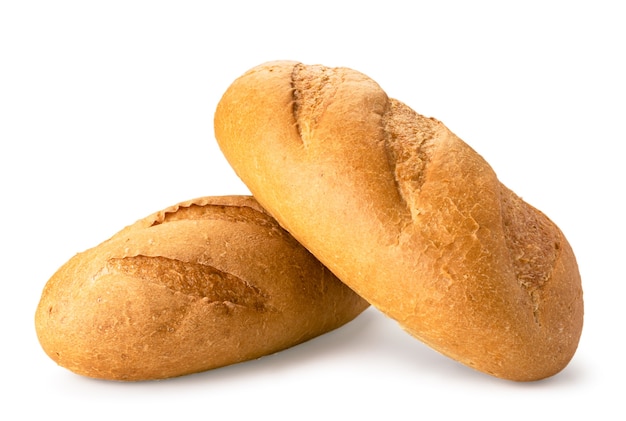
[213,61,584,382]
[35,195,369,381]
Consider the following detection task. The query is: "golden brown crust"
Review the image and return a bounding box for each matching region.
[35,195,369,381]
[214,61,584,381]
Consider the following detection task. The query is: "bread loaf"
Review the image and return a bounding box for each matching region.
[214,61,584,381]
[35,195,368,381]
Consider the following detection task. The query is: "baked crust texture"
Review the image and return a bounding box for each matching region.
[35,195,368,381]
[214,61,584,381]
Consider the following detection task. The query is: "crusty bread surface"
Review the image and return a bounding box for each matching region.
[35,195,369,381]
[213,61,584,381]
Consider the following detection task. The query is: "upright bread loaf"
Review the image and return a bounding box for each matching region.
[214,61,584,381]
[35,195,368,381]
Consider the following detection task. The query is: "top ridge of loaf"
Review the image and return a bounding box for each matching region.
[146,196,280,230]
[291,63,343,144]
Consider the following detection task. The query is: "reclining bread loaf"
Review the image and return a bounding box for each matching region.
[35,195,368,381]
[213,61,584,381]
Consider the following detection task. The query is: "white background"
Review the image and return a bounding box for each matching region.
[2,1,623,419]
